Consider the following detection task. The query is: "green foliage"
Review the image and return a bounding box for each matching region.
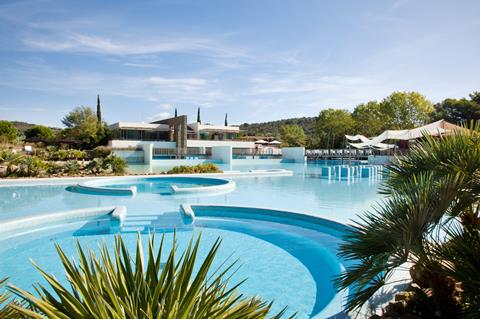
[352,101,384,137]
[437,226,480,317]
[13,156,48,177]
[40,148,86,161]
[280,125,306,147]
[61,106,107,148]
[379,91,433,129]
[0,121,19,143]
[104,155,127,174]
[89,145,111,159]
[85,158,104,175]
[240,117,316,140]
[197,107,201,123]
[24,125,54,140]
[315,108,355,148]
[45,162,63,175]
[64,160,80,174]
[0,278,21,318]
[9,234,290,319]
[335,124,480,316]
[167,163,222,174]
[432,92,480,125]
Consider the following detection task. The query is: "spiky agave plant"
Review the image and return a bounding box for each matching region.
[9,234,293,319]
[335,123,480,314]
[0,277,23,319]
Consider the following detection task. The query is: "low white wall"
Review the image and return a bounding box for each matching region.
[187,139,255,149]
[109,140,176,149]
[141,143,153,164]
[282,147,305,163]
[112,150,144,163]
[211,145,232,164]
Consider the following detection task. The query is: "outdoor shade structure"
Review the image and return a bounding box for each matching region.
[254,139,268,144]
[269,140,282,145]
[346,119,462,150]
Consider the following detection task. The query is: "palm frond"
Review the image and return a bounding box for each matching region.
[9,233,292,319]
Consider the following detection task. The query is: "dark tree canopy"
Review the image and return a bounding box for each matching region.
[432,92,480,124]
[24,125,55,140]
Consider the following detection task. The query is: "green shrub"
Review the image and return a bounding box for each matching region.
[166,163,222,174]
[15,156,47,177]
[89,146,111,159]
[69,149,86,160]
[85,158,103,175]
[0,121,19,143]
[64,160,80,174]
[104,155,127,174]
[46,162,63,175]
[9,234,289,318]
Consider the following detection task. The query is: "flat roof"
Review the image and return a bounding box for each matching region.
[189,123,240,133]
[109,122,170,131]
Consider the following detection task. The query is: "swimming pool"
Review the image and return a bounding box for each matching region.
[68,176,236,196]
[0,162,384,318]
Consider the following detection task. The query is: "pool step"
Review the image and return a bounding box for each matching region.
[120,212,192,233]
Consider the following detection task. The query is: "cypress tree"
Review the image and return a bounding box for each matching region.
[174,108,178,117]
[225,113,228,126]
[96,94,102,123]
[197,107,201,124]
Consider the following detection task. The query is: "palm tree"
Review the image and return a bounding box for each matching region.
[9,233,292,319]
[335,123,480,316]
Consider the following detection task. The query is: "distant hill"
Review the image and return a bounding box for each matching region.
[239,117,316,138]
[10,121,61,133]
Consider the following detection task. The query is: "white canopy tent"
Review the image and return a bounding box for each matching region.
[346,120,461,150]
[254,139,268,144]
[269,140,281,145]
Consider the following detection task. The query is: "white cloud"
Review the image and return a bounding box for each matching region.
[159,103,173,110]
[22,32,247,59]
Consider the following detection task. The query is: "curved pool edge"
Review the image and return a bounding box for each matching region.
[0,169,294,188]
[0,206,127,240]
[179,203,351,319]
[69,176,236,196]
[170,179,236,194]
[73,183,137,196]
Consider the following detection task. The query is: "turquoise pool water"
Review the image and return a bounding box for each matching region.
[0,162,382,223]
[0,162,384,318]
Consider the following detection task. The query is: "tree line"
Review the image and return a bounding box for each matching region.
[0,106,110,149]
[274,90,480,148]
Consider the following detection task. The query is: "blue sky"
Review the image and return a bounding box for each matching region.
[0,0,479,127]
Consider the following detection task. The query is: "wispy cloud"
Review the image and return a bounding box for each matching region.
[22,32,248,59]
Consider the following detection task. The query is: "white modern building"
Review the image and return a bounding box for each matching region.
[108,115,286,164]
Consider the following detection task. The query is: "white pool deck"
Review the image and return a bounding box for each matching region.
[0,169,294,187]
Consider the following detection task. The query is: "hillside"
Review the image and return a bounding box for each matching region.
[239,117,316,138]
[10,121,61,133]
